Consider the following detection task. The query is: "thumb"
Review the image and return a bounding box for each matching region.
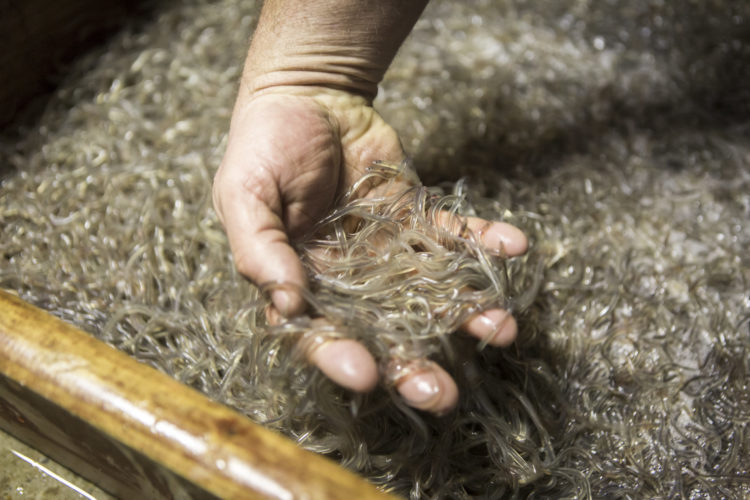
[213,178,308,317]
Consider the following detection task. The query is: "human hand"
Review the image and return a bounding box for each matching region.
[213,86,528,414]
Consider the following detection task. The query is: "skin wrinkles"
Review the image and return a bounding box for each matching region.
[213,0,525,412]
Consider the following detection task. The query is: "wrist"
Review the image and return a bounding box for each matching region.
[239,0,429,102]
[242,51,385,102]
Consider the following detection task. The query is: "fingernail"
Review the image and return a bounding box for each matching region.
[477,310,517,347]
[486,223,528,256]
[272,290,291,315]
[475,312,500,339]
[264,304,282,325]
[310,339,378,393]
[464,309,518,347]
[399,371,441,406]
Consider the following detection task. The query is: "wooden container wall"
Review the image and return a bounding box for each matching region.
[0,290,395,499]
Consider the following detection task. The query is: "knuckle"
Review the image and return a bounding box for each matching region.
[233,251,257,281]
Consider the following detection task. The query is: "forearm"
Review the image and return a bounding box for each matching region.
[242,0,429,101]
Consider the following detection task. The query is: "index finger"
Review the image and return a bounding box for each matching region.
[213,178,308,316]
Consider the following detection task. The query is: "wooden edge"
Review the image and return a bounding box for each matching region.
[0,290,397,500]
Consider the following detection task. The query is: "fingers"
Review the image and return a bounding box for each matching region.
[214,180,308,316]
[299,212,524,411]
[391,310,516,415]
[214,93,344,316]
[301,319,459,413]
[394,361,459,414]
[300,310,512,414]
[435,211,524,347]
[436,212,528,257]
[309,338,459,414]
[461,308,518,347]
[308,338,379,393]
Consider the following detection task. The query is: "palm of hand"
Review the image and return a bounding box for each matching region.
[213,89,526,414]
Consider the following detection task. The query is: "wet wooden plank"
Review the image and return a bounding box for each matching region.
[0,289,397,499]
[0,372,215,499]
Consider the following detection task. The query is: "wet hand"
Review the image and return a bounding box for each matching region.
[213,88,527,415]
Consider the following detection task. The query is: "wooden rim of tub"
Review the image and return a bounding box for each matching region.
[0,289,397,499]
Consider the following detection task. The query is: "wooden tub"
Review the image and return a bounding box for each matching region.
[0,289,393,499]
